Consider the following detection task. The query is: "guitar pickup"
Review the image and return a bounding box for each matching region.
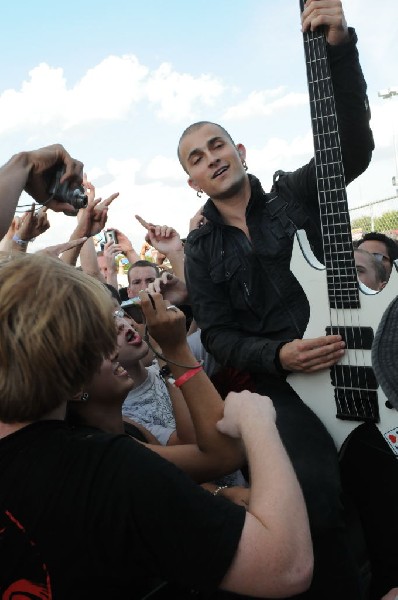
[326,326,374,350]
[334,388,379,423]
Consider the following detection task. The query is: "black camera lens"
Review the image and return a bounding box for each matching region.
[47,167,88,210]
[67,189,88,210]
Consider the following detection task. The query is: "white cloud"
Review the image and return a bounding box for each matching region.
[143,155,183,183]
[223,88,308,120]
[0,56,225,135]
[64,55,148,128]
[370,99,398,149]
[145,62,224,122]
[249,131,314,176]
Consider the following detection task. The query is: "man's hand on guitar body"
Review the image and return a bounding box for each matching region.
[279,335,345,373]
[301,0,349,46]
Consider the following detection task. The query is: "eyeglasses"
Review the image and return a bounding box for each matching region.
[113,309,126,319]
[371,252,391,264]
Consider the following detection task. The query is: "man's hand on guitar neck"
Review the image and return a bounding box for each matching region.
[279,335,345,373]
[301,0,349,46]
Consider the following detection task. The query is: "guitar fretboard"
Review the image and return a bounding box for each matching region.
[301,16,360,309]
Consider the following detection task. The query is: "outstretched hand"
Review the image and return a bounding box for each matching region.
[24,144,84,213]
[139,291,187,352]
[36,236,87,259]
[136,215,183,255]
[78,177,119,237]
[189,205,207,232]
[146,272,189,305]
[103,240,123,272]
[17,204,50,241]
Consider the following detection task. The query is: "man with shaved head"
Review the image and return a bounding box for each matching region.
[178,2,374,598]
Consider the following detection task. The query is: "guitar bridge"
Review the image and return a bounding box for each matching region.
[334,388,380,423]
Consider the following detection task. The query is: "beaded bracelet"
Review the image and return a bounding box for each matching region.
[213,485,228,497]
[173,365,203,388]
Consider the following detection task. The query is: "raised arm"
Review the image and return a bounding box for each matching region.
[302,0,373,183]
[0,144,84,240]
[217,391,313,596]
[61,177,118,267]
[139,291,245,481]
[136,215,185,280]
[0,205,50,254]
[112,228,140,265]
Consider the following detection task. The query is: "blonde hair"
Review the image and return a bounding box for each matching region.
[0,253,117,423]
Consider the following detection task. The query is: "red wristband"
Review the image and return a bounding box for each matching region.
[173,366,203,388]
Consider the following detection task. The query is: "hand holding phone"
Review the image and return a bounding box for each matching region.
[104,229,118,244]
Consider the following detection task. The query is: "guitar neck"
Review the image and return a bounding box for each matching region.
[300,1,359,309]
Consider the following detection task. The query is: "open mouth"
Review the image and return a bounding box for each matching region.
[212,165,229,179]
[113,362,128,377]
[126,329,142,346]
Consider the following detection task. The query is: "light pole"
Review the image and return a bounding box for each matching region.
[378,87,398,192]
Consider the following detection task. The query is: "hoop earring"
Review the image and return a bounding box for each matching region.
[242,160,248,172]
[196,190,203,199]
[81,392,89,402]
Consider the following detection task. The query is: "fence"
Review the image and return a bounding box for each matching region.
[349,195,398,241]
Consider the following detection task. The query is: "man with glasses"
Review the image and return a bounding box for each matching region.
[356,232,398,280]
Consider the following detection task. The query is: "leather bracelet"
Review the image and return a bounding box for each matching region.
[173,365,203,388]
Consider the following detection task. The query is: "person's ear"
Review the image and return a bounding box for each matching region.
[236,143,247,161]
[188,178,201,193]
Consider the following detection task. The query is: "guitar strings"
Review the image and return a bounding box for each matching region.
[304,23,370,422]
[310,27,367,420]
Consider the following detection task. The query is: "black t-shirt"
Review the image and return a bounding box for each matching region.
[0,421,245,600]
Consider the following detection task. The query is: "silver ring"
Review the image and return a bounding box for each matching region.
[166,305,178,312]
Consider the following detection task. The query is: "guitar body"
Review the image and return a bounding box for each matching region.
[287,2,398,452]
[289,230,398,451]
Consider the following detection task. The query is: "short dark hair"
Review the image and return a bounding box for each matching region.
[127,260,160,284]
[354,247,387,284]
[357,232,398,262]
[177,121,236,172]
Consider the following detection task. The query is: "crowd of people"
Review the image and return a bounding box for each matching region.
[1,1,398,599]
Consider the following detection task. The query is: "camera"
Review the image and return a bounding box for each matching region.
[104,229,118,245]
[121,298,143,324]
[47,167,88,210]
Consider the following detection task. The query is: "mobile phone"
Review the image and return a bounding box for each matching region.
[121,298,144,324]
[104,229,118,244]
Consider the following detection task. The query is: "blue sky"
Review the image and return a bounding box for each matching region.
[1,0,397,251]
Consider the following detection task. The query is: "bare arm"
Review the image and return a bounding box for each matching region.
[0,144,83,240]
[160,367,197,446]
[61,178,118,267]
[113,228,140,265]
[79,236,105,282]
[139,292,244,481]
[101,241,120,289]
[217,392,313,597]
